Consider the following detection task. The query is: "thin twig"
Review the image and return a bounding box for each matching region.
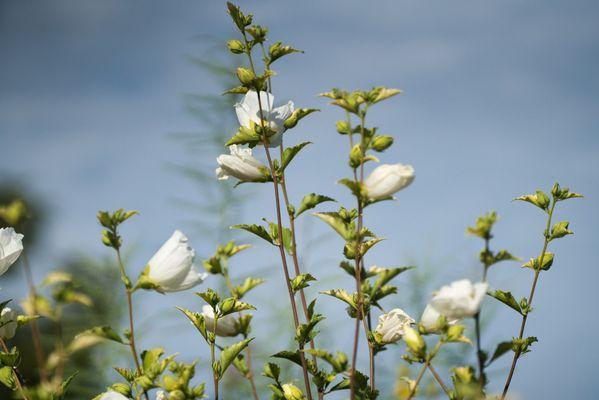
[241,31,313,400]
[1,338,30,400]
[501,201,556,399]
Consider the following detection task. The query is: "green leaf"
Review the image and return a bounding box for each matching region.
[262,362,281,381]
[295,314,325,345]
[522,252,554,271]
[487,341,513,366]
[549,221,573,240]
[218,338,254,380]
[218,298,256,317]
[488,290,522,315]
[232,277,266,299]
[295,193,335,217]
[514,190,550,211]
[75,326,124,345]
[551,182,583,201]
[280,142,311,171]
[283,109,319,129]
[231,224,274,245]
[0,347,19,367]
[338,178,364,198]
[343,237,384,260]
[320,289,356,310]
[313,212,353,241]
[269,41,303,64]
[272,351,317,374]
[305,349,348,373]
[291,273,317,293]
[368,266,414,297]
[225,126,262,147]
[177,307,207,340]
[367,87,402,104]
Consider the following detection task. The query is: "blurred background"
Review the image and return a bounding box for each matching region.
[1,0,598,398]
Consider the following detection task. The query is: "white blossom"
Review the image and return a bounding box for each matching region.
[420,304,458,333]
[374,308,415,344]
[364,163,415,200]
[216,145,267,182]
[235,90,294,147]
[201,305,238,337]
[430,279,488,320]
[147,230,206,293]
[0,227,24,276]
[99,391,129,400]
[0,308,17,340]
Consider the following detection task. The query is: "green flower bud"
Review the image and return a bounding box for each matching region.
[403,326,426,356]
[282,383,306,400]
[236,67,255,86]
[371,135,394,151]
[227,39,245,54]
[219,298,236,315]
[349,144,362,168]
[336,120,351,135]
[136,375,154,391]
[110,383,132,397]
[169,390,186,400]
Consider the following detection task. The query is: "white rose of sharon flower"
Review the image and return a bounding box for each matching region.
[147,230,207,293]
[0,307,18,339]
[364,163,415,200]
[99,391,129,400]
[0,227,24,276]
[375,308,415,344]
[430,279,488,320]
[216,145,267,182]
[420,304,459,333]
[201,305,238,337]
[235,90,294,148]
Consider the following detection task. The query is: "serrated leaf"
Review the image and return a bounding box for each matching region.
[280,142,311,171]
[488,290,522,315]
[487,341,513,366]
[522,252,554,271]
[231,224,274,245]
[75,326,124,344]
[295,193,335,217]
[295,314,325,345]
[313,212,353,241]
[291,273,317,293]
[232,277,266,299]
[218,338,253,380]
[320,289,356,310]
[226,126,261,147]
[177,307,207,340]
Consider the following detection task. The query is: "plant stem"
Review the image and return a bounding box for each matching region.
[0,338,29,400]
[278,145,320,360]
[501,201,556,399]
[211,316,219,400]
[223,267,260,400]
[116,249,149,400]
[20,250,47,383]
[427,363,451,397]
[241,32,313,400]
[406,341,443,400]
[475,236,491,387]
[349,110,375,398]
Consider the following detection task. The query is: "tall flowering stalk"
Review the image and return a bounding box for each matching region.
[317,88,415,399]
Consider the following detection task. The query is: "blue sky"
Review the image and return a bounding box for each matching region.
[1,1,598,398]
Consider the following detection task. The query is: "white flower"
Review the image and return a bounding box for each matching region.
[235,90,294,147]
[430,279,488,320]
[364,163,415,200]
[0,308,17,339]
[374,308,415,344]
[201,305,238,337]
[0,227,24,276]
[99,391,129,400]
[420,304,459,333]
[147,230,207,293]
[216,145,267,182]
